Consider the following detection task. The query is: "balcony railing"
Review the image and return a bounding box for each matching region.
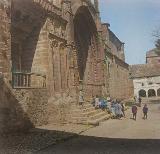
[12,71,46,89]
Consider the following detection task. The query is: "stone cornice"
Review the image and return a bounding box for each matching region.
[105,48,129,68]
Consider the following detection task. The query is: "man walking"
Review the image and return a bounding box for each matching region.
[121,102,125,117]
[138,97,142,107]
[132,104,138,121]
[143,104,148,120]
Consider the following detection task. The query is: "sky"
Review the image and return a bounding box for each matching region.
[99,0,160,64]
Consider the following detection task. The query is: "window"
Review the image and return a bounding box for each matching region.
[148,82,153,85]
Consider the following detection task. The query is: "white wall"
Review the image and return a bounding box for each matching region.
[133,76,160,97]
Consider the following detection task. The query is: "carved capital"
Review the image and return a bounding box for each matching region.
[50,39,59,48]
[59,42,67,49]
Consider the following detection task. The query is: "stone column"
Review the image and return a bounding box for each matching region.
[72,45,80,97]
[47,39,56,96]
[53,41,61,93]
[62,0,78,97]
[59,42,67,91]
[146,89,149,98]
[155,89,158,97]
[83,45,92,98]
[96,30,105,96]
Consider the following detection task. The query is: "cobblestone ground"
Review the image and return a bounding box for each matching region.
[38,98,160,154]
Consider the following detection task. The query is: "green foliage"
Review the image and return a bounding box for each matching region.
[155,39,160,50]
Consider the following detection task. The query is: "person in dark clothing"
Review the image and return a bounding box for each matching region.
[132,105,138,120]
[138,97,142,107]
[121,103,125,117]
[143,104,148,120]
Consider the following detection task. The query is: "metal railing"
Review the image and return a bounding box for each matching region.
[12,71,46,89]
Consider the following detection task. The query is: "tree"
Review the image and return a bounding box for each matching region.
[153,28,160,50]
[155,39,160,50]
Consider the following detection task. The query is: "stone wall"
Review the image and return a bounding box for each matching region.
[47,94,76,124]
[146,57,160,65]
[0,0,11,79]
[13,88,49,126]
[102,24,134,100]
[0,72,73,133]
[102,23,125,61]
[0,76,33,133]
[104,52,133,100]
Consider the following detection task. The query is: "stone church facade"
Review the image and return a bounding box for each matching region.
[0,0,133,133]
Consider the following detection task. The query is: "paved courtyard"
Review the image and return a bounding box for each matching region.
[38,98,160,154]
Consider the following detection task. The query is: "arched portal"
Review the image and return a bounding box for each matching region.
[73,6,98,81]
[157,88,160,96]
[11,0,48,88]
[148,89,156,97]
[139,89,146,97]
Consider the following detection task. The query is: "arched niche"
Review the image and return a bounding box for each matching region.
[148,89,156,97]
[73,6,98,81]
[139,89,147,97]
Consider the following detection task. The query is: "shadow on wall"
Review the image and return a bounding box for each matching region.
[0,77,33,134]
[11,0,47,73]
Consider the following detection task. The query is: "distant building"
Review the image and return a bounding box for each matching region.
[130,49,160,98]
[146,48,160,65]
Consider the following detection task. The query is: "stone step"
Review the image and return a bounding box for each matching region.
[71,116,88,121]
[71,111,108,121]
[68,119,87,124]
[89,111,107,120]
[69,114,111,126]
[70,110,109,122]
[87,114,111,126]
[72,108,101,116]
[71,103,93,109]
[73,110,102,117]
[68,102,112,126]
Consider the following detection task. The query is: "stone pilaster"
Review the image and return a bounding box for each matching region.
[0,0,11,80]
[47,39,56,96]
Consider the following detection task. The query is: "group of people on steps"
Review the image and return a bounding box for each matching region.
[79,91,149,121]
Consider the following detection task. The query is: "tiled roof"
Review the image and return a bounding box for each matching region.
[146,48,160,57]
[129,64,160,78]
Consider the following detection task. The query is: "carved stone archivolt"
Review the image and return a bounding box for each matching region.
[47,17,67,41]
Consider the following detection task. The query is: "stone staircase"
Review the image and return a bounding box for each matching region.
[68,103,111,126]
